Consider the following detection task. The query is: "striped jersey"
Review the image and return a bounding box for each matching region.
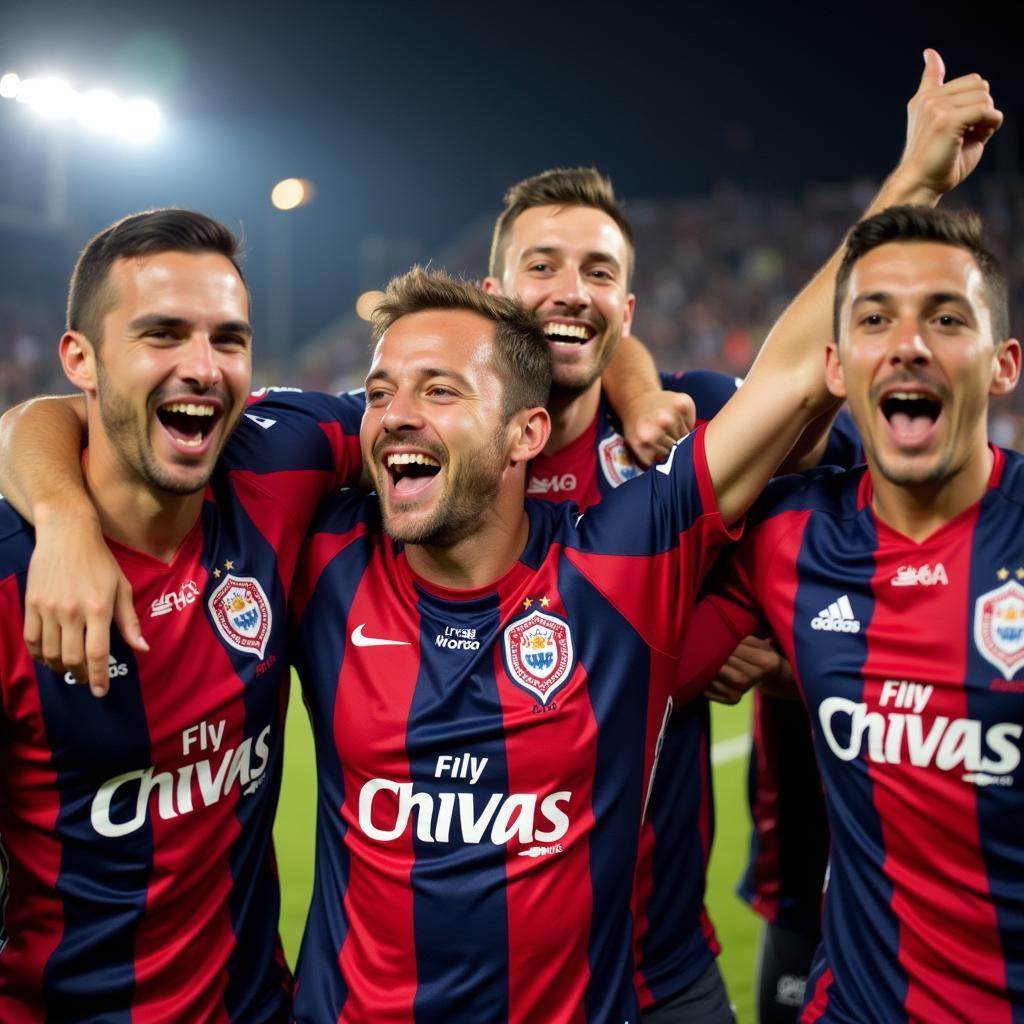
[694,448,1024,1023]
[289,425,735,1023]
[0,390,362,1023]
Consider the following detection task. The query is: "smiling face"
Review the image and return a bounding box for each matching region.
[827,240,1020,491]
[486,204,635,397]
[80,250,252,496]
[362,308,516,545]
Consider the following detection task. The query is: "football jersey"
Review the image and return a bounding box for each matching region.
[0,390,363,1023]
[739,410,862,935]
[289,425,736,1023]
[527,368,740,1007]
[692,449,1024,1023]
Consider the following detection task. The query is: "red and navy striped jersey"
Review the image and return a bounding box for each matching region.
[289,425,736,1023]
[0,390,363,1023]
[526,368,740,1008]
[738,412,862,935]
[695,448,1024,1023]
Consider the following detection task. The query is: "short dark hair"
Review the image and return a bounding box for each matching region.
[67,209,246,346]
[834,205,1009,342]
[371,267,551,416]
[489,167,635,285]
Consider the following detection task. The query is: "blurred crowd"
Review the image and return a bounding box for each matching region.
[5,176,1024,443]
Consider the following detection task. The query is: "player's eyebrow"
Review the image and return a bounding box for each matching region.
[519,245,622,271]
[366,366,475,390]
[127,313,253,336]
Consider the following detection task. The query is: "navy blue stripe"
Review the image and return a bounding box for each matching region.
[37,627,151,1024]
[290,532,375,1021]
[407,588,509,1023]
[640,700,716,998]
[557,560,645,1023]
[792,509,909,1020]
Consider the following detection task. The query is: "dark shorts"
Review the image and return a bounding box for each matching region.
[755,921,821,1024]
[642,961,735,1024]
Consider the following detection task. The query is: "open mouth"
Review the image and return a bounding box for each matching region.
[386,451,442,497]
[880,391,942,446]
[156,401,221,450]
[543,321,596,345]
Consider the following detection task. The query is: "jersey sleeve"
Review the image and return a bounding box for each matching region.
[224,387,365,487]
[563,424,742,655]
[820,406,864,469]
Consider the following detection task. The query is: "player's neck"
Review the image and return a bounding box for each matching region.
[869,442,994,543]
[405,504,531,591]
[82,447,203,563]
[543,381,601,455]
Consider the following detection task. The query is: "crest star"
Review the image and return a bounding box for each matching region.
[998,568,1010,580]
[213,568,222,578]
[225,560,235,570]
[1016,568,1024,580]
[540,596,551,608]
[522,598,533,610]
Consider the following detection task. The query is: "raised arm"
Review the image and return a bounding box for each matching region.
[705,49,1002,524]
[602,333,696,466]
[0,395,146,696]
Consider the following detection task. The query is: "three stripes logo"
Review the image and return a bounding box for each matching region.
[811,594,861,633]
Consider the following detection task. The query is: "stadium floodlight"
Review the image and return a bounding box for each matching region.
[271,178,315,211]
[0,69,162,144]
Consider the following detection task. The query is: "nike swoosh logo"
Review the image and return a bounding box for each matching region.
[351,623,411,648]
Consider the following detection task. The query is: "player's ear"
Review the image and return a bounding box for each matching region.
[824,341,847,399]
[622,293,636,337]
[991,337,1022,397]
[59,331,99,394]
[482,276,502,295]
[507,406,550,466]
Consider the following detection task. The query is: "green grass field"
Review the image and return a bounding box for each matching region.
[274,677,761,1022]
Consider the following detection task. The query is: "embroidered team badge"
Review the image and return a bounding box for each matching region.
[974,580,1024,679]
[598,433,641,488]
[208,574,271,659]
[502,609,575,706]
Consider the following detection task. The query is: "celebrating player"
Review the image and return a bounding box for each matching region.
[0,210,363,1020]
[683,202,1022,1023]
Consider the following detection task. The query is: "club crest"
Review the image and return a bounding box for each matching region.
[208,574,271,659]
[974,580,1024,679]
[599,433,642,488]
[502,609,575,706]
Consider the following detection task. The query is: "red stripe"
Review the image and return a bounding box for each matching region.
[336,553,421,1024]
[130,559,239,1024]
[748,689,782,922]
[800,966,833,1021]
[864,512,1009,1023]
[0,577,64,1016]
[495,574,591,1024]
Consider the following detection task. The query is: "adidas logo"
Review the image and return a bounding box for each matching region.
[810,594,861,633]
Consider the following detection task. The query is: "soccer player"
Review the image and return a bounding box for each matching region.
[0,210,364,1020]
[680,204,1023,1022]
[286,263,827,1022]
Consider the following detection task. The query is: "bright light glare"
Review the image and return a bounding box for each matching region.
[356,290,385,322]
[0,70,162,143]
[271,178,314,211]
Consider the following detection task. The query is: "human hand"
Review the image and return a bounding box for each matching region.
[705,635,792,705]
[621,390,696,468]
[896,48,1002,201]
[24,511,148,697]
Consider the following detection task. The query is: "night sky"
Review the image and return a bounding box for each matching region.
[1,0,1019,345]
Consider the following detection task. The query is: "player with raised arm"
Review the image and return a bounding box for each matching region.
[0,210,363,1021]
[683,200,1022,1024]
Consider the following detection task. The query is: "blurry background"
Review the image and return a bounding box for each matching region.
[3,2,1022,1016]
